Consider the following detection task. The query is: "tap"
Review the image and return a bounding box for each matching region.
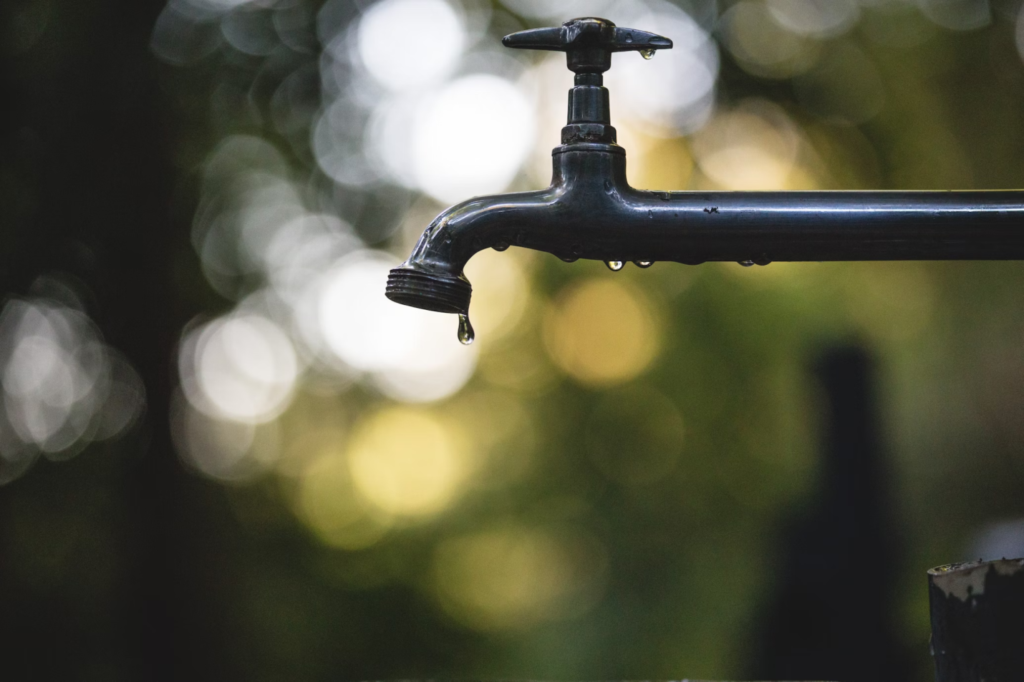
[386,17,1024,341]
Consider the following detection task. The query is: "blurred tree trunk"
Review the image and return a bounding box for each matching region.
[0,0,225,679]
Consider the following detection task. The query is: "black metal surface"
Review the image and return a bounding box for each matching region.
[505,18,672,145]
[929,559,1024,681]
[502,17,672,71]
[386,144,1024,314]
[386,18,1024,316]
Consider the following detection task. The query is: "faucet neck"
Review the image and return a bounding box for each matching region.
[563,73,616,145]
[502,18,671,146]
[552,141,628,191]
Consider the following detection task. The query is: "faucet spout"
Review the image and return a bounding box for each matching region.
[385,186,562,315]
[384,143,628,315]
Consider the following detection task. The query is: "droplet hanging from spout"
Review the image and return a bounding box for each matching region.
[634,261,654,268]
[605,260,625,271]
[640,49,656,60]
[458,314,475,345]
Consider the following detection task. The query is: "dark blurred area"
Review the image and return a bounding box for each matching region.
[750,346,910,682]
[4,0,1024,680]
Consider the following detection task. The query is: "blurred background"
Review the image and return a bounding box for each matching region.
[3,0,1024,679]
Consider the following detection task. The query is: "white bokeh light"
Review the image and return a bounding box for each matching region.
[367,94,421,189]
[0,293,144,478]
[766,0,860,38]
[316,251,477,403]
[181,314,300,423]
[919,0,992,32]
[2,305,102,451]
[312,97,383,187]
[411,74,535,203]
[171,392,281,482]
[605,3,719,134]
[357,0,466,92]
[262,212,361,304]
[500,0,616,21]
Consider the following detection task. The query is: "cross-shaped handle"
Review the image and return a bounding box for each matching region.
[503,17,672,75]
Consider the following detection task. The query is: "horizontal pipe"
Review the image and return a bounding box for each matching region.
[388,145,1024,314]
[570,189,1024,264]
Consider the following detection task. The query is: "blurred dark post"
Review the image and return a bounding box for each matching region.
[749,345,911,681]
[929,559,1024,681]
[0,0,225,679]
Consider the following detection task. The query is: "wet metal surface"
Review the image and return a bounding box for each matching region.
[387,18,1024,318]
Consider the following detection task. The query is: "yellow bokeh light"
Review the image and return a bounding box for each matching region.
[692,100,810,191]
[347,407,467,517]
[721,0,822,79]
[446,389,538,488]
[625,128,694,192]
[478,328,561,395]
[297,450,390,551]
[276,419,348,478]
[432,525,607,631]
[845,263,936,342]
[543,278,662,387]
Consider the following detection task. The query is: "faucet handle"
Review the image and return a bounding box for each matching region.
[503,17,672,75]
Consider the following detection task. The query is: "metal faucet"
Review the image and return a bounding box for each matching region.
[385,17,1024,341]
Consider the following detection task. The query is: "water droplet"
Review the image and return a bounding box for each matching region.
[561,255,578,263]
[634,261,654,268]
[605,260,624,271]
[458,314,475,345]
[739,260,755,267]
[493,242,509,252]
[640,49,656,60]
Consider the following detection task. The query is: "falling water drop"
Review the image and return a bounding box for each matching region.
[739,260,755,267]
[605,260,625,272]
[493,242,509,252]
[640,49,656,60]
[634,261,654,268]
[458,314,475,345]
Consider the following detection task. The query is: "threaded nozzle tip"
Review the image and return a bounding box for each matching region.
[385,268,472,315]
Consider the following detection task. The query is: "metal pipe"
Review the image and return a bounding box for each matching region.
[385,17,1024,320]
[386,145,1024,317]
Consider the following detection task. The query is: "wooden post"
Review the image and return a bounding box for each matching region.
[929,558,1024,681]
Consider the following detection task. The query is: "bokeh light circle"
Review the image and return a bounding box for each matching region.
[543,277,661,387]
[316,250,477,403]
[298,449,391,550]
[412,74,535,203]
[432,524,608,630]
[181,313,300,424]
[347,407,467,517]
[605,6,719,134]
[357,0,466,92]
